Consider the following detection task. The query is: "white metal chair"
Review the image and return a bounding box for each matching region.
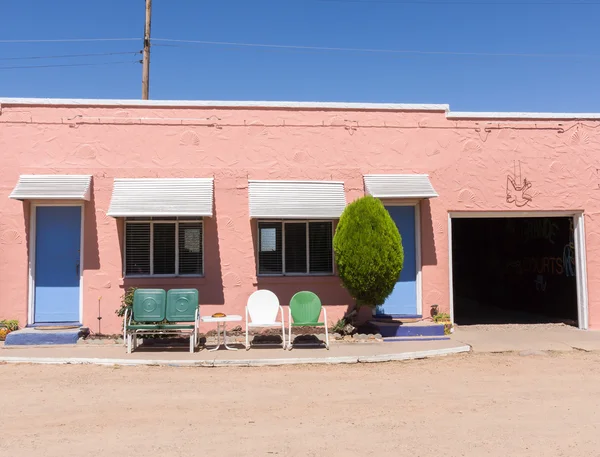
[245,289,286,350]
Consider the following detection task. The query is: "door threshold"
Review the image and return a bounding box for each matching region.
[28,322,83,328]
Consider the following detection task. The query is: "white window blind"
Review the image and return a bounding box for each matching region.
[125,218,203,276]
[258,221,334,275]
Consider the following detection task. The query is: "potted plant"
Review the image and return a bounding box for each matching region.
[431,308,453,335]
[0,319,19,341]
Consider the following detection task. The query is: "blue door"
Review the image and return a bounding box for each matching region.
[376,205,418,317]
[34,206,81,323]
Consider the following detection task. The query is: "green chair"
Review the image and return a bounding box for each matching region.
[288,291,329,350]
[124,288,199,353]
[166,289,200,353]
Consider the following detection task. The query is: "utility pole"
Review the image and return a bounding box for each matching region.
[142,0,152,100]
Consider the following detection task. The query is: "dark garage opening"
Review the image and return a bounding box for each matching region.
[451,217,578,326]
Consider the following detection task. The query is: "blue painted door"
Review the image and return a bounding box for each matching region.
[34,206,81,323]
[376,205,418,317]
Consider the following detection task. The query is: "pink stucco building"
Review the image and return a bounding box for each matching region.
[0,97,598,335]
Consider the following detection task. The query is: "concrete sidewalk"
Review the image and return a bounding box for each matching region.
[453,323,600,353]
[0,339,469,367]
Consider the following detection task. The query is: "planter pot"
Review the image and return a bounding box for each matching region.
[0,327,11,341]
[435,321,453,335]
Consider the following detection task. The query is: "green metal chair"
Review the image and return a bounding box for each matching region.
[124,288,199,353]
[166,289,200,353]
[288,291,329,350]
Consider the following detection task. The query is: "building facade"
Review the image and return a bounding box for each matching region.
[0,98,598,334]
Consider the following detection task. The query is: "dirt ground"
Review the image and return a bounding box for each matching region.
[2,352,600,457]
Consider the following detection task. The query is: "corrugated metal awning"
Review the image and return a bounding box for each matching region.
[9,175,92,200]
[107,178,214,217]
[364,174,438,199]
[248,180,346,219]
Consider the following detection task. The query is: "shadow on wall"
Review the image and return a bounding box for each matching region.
[249,219,352,309]
[421,199,438,266]
[118,205,225,306]
[83,182,100,271]
[22,200,31,297]
[22,195,101,272]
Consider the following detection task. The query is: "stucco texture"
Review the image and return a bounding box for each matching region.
[1,104,598,333]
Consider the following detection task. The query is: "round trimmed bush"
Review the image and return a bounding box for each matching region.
[333,196,404,308]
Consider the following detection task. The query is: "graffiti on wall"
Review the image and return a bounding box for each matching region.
[506,161,533,207]
[534,275,547,292]
[563,219,576,277]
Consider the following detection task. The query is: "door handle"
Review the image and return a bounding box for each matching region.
[76,263,80,276]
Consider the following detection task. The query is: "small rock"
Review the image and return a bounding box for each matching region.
[374,333,382,339]
[356,333,368,341]
[333,333,343,340]
[343,335,353,342]
[368,334,376,340]
[343,323,356,335]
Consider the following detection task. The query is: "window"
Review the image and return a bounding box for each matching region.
[258,221,334,275]
[125,218,203,276]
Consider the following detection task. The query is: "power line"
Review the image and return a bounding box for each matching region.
[0,60,140,71]
[317,0,600,4]
[0,38,139,44]
[0,51,141,61]
[153,38,600,59]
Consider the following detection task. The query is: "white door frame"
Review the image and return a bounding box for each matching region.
[28,202,85,325]
[381,199,423,316]
[448,211,589,329]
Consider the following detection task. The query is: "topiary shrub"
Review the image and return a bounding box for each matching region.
[333,196,404,309]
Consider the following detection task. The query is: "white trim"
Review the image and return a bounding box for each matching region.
[27,205,35,325]
[447,111,600,120]
[415,203,423,316]
[447,211,589,329]
[249,180,345,184]
[447,214,454,324]
[574,213,589,330]
[381,200,422,316]
[0,345,472,367]
[0,97,449,111]
[449,211,583,218]
[4,97,600,120]
[28,202,84,325]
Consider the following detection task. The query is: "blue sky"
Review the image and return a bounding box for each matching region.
[0,0,598,111]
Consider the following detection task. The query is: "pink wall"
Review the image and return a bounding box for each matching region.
[1,102,599,333]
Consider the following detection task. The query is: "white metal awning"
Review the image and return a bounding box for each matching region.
[248,180,346,219]
[107,178,214,217]
[364,174,438,199]
[9,174,92,201]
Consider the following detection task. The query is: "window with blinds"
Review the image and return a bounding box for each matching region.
[257,221,334,275]
[124,218,203,276]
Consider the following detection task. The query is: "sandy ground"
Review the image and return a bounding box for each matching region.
[2,352,600,457]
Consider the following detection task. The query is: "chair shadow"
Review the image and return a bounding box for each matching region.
[129,345,194,354]
[288,334,328,349]
[247,334,286,349]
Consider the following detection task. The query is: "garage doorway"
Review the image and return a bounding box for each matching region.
[449,212,588,329]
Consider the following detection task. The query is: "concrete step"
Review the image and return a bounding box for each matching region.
[371,320,446,338]
[371,316,424,324]
[5,326,86,346]
[383,336,451,342]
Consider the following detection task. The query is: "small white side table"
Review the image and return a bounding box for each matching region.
[201,315,243,351]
